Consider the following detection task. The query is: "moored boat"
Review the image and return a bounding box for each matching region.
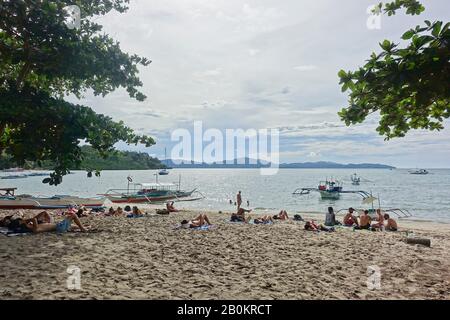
[101,182,196,204]
[0,188,105,209]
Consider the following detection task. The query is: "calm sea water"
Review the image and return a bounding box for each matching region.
[2,169,450,222]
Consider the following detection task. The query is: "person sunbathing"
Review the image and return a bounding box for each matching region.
[23,211,88,234]
[253,215,274,224]
[355,210,371,229]
[230,208,252,222]
[1,211,53,233]
[166,201,179,213]
[127,206,144,218]
[384,214,398,231]
[371,209,384,230]
[180,214,211,229]
[115,207,124,216]
[304,220,334,232]
[273,210,289,220]
[343,208,359,227]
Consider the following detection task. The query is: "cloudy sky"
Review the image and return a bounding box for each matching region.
[75,0,450,168]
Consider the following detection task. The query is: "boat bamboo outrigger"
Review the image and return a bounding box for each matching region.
[292,179,372,200]
[100,175,202,204]
[0,188,105,209]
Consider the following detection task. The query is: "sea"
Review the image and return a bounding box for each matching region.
[1,168,449,223]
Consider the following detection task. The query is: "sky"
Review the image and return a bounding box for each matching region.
[73,0,450,168]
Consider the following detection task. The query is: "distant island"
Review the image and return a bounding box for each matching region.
[0,146,166,171]
[165,158,395,169]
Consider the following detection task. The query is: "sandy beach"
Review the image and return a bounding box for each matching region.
[0,207,449,300]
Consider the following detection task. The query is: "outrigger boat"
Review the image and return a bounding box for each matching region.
[409,169,429,175]
[101,183,197,203]
[0,188,105,209]
[292,179,372,200]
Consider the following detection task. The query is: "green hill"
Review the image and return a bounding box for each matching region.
[0,146,165,170]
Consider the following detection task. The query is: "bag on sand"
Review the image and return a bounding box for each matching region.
[156,209,170,215]
[294,214,304,221]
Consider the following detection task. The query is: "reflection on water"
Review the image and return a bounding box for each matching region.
[1,169,449,222]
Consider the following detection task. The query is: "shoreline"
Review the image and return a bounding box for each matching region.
[1,206,449,300]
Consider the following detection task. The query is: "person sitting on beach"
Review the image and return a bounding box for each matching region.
[23,210,88,234]
[371,209,384,230]
[166,201,179,213]
[273,210,289,221]
[230,208,252,222]
[106,207,116,216]
[253,215,274,225]
[355,210,371,230]
[343,208,359,227]
[180,214,211,229]
[115,207,124,216]
[304,220,334,232]
[325,207,341,226]
[384,214,398,231]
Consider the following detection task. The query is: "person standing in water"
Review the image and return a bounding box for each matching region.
[237,191,242,210]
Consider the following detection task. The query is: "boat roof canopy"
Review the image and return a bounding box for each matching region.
[138,183,177,188]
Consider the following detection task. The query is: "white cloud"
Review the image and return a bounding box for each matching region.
[73,0,450,167]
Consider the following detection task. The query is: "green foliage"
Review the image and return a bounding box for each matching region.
[0,0,154,185]
[0,145,165,171]
[78,146,165,170]
[339,1,450,139]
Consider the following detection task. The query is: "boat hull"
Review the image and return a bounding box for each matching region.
[319,191,340,200]
[106,191,194,204]
[0,196,105,210]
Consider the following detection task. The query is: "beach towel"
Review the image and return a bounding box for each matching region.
[225,219,273,225]
[0,227,31,237]
[173,224,216,231]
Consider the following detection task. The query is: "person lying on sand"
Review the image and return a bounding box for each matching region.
[230,208,252,222]
[325,207,341,226]
[166,201,179,213]
[116,207,124,216]
[253,215,274,224]
[127,206,145,218]
[273,210,289,220]
[343,208,359,227]
[180,214,211,229]
[1,211,53,231]
[304,221,334,232]
[384,214,398,231]
[23,211,88,234]
[371,209,384,230]
[354,210,371,230]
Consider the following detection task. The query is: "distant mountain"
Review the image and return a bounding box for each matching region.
[166,159,395,169]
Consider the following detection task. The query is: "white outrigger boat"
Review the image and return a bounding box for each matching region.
[293,179,372,200]
[409,169,429,175]
[0,188,105,209]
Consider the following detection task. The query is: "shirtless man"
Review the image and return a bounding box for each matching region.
[231,207,252,222]
[371,209,384,230]
[236,191,242,210]
[357,210,371,229]
[166,201,179,213]
[180,214,212,229]
[384,214,398,231]
[343,208,359,227]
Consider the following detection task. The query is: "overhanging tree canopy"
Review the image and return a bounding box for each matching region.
[0,0,154,185]
[338,0,450,139]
